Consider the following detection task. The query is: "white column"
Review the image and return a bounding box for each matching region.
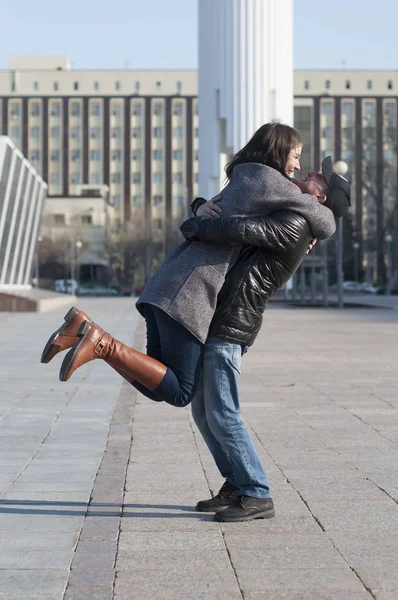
[198,0,294,197]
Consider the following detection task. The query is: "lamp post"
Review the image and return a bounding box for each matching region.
[70,239,83,294]
[352,241,360,283]
[333,160,349,308]
[385,233,393,295]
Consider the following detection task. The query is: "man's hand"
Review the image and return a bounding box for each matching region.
[306,238,317,254]
[196,195,223,218]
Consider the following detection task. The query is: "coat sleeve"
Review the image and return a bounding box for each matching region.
[180,211,311,252]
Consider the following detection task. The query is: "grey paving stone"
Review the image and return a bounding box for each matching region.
[117,530,226,552]
[0,548,73,569]
[114,565,242,600]
[64,587,113,600]
[0,569,68,597]
[242,592,372,600]
[236,566,366,594]
[68,567,114,587]
[73,540,117,568]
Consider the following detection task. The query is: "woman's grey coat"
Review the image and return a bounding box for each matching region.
[136,163,336,343]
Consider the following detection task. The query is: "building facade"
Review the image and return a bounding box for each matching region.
[0,135,47,289]
[1,57,397,285]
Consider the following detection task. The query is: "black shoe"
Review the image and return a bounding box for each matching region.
[196,481,240,512]
[214,495,275,522]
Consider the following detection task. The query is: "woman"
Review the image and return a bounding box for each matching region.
[41,123,336,409]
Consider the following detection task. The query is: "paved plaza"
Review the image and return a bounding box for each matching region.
[0,297,397,599]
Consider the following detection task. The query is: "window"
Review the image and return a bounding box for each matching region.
[71,102,80,116]
[173,149,183,160]
[51,104,61,117]
[325,80,331,89]
[153,103,163,116]
[194,150,199,161]
[53,214,65,224]
[156,81,161,91]
[153,172,163,184]
[10,126,20,139]
[50,172,60,185]
[304,80,310,90]
[51,150,60,161]
[91,103,101,116]
[194,102,199,115]
[30,150,40,162]
[90,127,100,139]
[10,103,20,117]
[345,80,351,89]
[132,103,142,116]
[388,80,393,90]
[53,81,59,91]
[367,80,373,89]
[112,105,122,117]
[173,103,184,116]
[112,172,122,184]
[153,149,163,160]
[132,150,142,161]
[194,127,199,138]
[71,127,81,139]
[132,172,142,184]
[132,127,142,138]
[31,126,40,139]
[134,81,140,95]
[115,81,121,91]
[173,126,183,138]
[81,214,93,225]
[132,194,142,207]
[94,81,99,91]
[70,173,81,184]
[112,127,122,138]
[112,149,122,161]
[51,126,60,139]
[321,102,333,117]
[90,150,101,161]
[153,218,162,230]
[73,81,79,91]
[31,103,40,117]
[90,172,102,184]
[33,81,39,91]
[176,81,182,94]
[194,173,199,183]
[153,195,163,206]
[112,194,121,208]
[173,172,183,184]
[71,149,80,161]
[153,127,163,138]
[172,196,184,208]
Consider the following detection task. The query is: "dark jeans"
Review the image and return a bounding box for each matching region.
[132,305,204,408]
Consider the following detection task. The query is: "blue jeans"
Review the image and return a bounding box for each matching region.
[191,338,271,499]
[132,305,204,408]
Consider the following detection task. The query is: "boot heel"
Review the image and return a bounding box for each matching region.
[77,320,91,337]
[64,306,80,322]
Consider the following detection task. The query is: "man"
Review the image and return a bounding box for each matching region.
[182,156,351,522]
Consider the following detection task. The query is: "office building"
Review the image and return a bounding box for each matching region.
[0,57,397,284]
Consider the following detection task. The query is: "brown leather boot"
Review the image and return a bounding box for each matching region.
[59,321,167,391]
[41,306,93,364]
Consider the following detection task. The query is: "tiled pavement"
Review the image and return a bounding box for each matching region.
[0,298,397,599]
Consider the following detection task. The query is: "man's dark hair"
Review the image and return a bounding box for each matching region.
[225,122,303,180]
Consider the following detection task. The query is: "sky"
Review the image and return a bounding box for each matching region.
[0,0,397,71]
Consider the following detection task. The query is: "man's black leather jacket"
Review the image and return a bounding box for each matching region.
[180,210,312,346]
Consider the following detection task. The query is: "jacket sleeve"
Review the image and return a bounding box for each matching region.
[190,197,207,215]
[180,211,310,252]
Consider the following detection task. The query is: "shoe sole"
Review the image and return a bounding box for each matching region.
[214,508,276,523]
[196,504,233,513]
[41,306,80,364]
[59,320,91,382]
